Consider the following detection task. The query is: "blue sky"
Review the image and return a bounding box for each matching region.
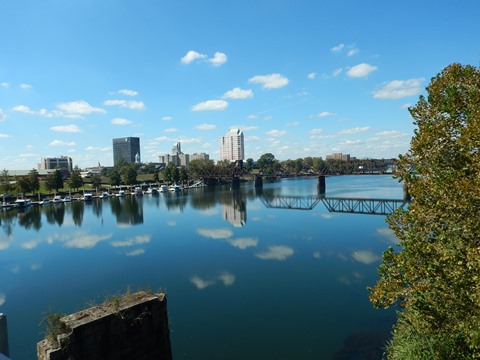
[0,0,478,169]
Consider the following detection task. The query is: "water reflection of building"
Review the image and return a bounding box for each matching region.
[221,191,246,227]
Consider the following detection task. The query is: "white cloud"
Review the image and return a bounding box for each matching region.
[181,50,207,64]
[49,140,76,146]
[197,228,233,239]
[162,116,173,121]
[337,126,370,135]
[376,227,400,244]
[315,111,335,118]
[208,51,227,66]
[347,48,359,56]
[266,129,287,137]
[111,235,151,247]
[227,237,258,250]
[0,109,6,121]
[248,73,289,89]
[164,128,179,133]
[60,232,113,249]
[218,272,235,286]
[85,146,110,151]
[309,128,323,135]
[196,123,216,130]
[255,245,294,261]
[307,72,317,79]
[192,100,228,111]
[50,124,81,133]
[346,63,377,78]
[57,100,106,115]
[222,87,253,99]
[373,78,424,99]
[12,105,35,114]
[331,43,345,53]
[332,68,343,77]
[352,250,380,265]
[0,82,9,88]
[118,89,138,96]
[190,276,215,289]
[111,117,132,125]
[19,83,32,89]
[103,99,145,110]
[126,249,145,256]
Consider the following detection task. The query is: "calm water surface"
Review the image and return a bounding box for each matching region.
[0,175,403,359]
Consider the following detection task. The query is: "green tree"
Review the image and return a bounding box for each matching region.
[90,174,102,190]
[245,158,254,171]
[68,167,84,191]
[179,166,189,184]
[28,169,40,193]
[107,168,121,186]
[369,64,480,358]
[17,177,32,194]
[1,169,11,193]
[163,163,179,184]
[187,159,215,180]
[121,164,137,185]
[45,169,64,192]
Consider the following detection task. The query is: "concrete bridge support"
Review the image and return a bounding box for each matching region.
[231,176,240,189]
[0,313,8,357]
[317,175,326,195]
[254,174,263,188]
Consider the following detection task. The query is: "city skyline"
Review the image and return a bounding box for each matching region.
[1,1,478,170]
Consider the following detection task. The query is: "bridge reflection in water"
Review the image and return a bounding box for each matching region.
[260,195,408,215]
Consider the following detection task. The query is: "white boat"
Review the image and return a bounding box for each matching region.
[15,196,32,208]
[63,196,72,203]
[146,187,158,194]
[134,187,143,196]
[82,192,93,201]
[159,185,168,193]
[116,190,125,197]
[40,199,50,206]
[168,184,182,192]
[53,195,63,203]
[100,192,110,199]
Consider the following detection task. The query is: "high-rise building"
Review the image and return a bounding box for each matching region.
[220,129,244,161]
[112,137,141,165]
[38,156,73,172]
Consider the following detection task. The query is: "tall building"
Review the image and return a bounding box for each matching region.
[112,137,141,165]
[38,156,73,172]
[326,153,351,161]
[220,129,244,161]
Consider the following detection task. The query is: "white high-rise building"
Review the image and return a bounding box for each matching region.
[220,129,244,161]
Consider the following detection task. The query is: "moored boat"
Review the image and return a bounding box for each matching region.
[15,196,32,208]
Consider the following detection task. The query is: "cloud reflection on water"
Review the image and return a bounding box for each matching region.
[196,228,233,239]
[255,245,294,261]
[190,271,236,290]
[351,250,380,265]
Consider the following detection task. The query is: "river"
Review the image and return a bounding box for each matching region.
[0,175,403,359]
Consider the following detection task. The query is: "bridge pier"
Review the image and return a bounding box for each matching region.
[254,174,263,188]
[231,176,240,189]
[317,175,326,195]
[0,313,9,357]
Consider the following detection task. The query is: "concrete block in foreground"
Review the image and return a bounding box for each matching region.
[37,292,172,360]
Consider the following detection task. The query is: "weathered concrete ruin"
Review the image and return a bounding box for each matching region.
[37,291,172,360]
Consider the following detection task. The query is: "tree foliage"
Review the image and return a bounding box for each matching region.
[68,167,84,191]
[44,169,64,192]
[369,64,480,358]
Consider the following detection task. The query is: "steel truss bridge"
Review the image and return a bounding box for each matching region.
[260,195,408,215]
